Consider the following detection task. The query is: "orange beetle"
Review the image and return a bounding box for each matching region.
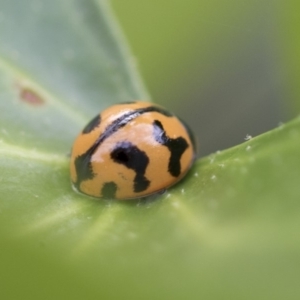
[70,102,196,200]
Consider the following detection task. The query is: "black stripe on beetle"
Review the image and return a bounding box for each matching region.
[111,141,150,193]
[152,120,188,177]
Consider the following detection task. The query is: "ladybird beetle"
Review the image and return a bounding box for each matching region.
[70,101,196,200]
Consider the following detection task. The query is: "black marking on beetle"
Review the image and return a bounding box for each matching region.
[153,120,188,177]
[82,114,101,134]
[73,148,95,188]
[111,141,150,193]
[177,116,197,157]
[101,182,117,198]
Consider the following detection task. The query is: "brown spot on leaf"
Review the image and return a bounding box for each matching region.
[20,87,45,106]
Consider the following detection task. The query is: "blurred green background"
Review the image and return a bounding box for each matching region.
[111,0,299,156]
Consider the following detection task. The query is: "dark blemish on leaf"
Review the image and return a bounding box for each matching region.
[19,87,45,106]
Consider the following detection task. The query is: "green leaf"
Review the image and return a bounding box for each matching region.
[1,1,300,300]
[0,0,148,154]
